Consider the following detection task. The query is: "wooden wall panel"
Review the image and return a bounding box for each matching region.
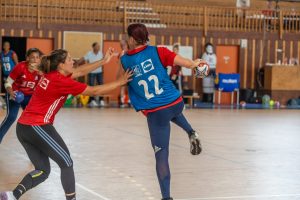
[63,31,103,59]
[102,40,123,101]
[298,41,300,62]
[243,46,248,88]
[1,26,299,92]
[27,38,54,54]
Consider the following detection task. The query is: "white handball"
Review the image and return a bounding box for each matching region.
[194,61,210,78]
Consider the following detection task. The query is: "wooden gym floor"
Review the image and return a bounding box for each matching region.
[0,108,300,200]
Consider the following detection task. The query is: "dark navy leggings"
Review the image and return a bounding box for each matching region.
[147,101,193,199]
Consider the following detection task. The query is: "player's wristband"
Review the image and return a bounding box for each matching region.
[4,77,14,89]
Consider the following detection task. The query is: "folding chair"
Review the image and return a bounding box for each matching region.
[214,73,240,105]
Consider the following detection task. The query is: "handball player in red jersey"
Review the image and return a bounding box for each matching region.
[0,48,132,200]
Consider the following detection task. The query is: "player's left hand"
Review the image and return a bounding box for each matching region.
[103,47,116,64]
[118,69,133,86]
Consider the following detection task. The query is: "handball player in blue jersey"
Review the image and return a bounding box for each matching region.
[121,23,203,200]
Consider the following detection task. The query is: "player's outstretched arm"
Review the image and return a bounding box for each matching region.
[81,70,133,96]
[71,47,115,79]
[174,54,203,69]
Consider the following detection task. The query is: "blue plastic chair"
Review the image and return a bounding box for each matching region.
[214,73,240,105]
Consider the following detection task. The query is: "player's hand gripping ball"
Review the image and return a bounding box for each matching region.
[15,91,24,103]
[194,60,210,78]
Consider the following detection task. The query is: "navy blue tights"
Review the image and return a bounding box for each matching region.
[147,101,193,198]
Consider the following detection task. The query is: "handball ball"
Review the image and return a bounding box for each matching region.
[275,101,280,108]
[15,91,24,103]
[240,101,246,108]
[269,100,275,107]
[194,60,210,78]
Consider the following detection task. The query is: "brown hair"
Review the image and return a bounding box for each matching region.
[40,49,68,73]
[127,23,149,45]
[3,41,10,46]
[26,48,43,57]
[92,42,99,48]
[173,43,180,50]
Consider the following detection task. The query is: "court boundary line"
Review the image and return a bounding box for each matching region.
[76,179,111,200]
[51,171,111,200]
[177,193,300,200]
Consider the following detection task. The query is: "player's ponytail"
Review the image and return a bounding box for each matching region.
[40,49,68,73]
[40,56,50,73]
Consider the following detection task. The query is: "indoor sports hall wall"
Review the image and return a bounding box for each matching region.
[27,38,54,55]
[1,26,299,98]
[63,31,103,59]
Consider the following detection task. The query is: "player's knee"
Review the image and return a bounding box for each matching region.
[154,148,169,164]
[29,169,50,187]
[153,145,168,158]
[67,160,73,168]
[59,157,73,169]
[44,165,51,176]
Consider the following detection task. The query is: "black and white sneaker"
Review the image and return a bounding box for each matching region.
[0,191,16,200]
[189,130,202,155]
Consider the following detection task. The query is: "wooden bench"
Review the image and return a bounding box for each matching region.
[183,95,201,107]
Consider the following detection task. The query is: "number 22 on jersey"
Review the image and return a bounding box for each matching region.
[138,75,164,100]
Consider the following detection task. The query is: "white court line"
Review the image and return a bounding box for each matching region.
[177,193,300,200]
[51,171,111,200]
[77,181,111,200]
[3,146,111,200]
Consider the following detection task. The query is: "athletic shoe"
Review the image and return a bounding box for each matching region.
[89,100,99,108]
[162,198,173,200]
[189,130,202,155]
[99,100,105,107]
[0,191,16,200]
